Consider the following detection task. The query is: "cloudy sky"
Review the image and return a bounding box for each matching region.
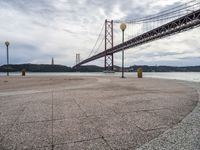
[0,0,200,67]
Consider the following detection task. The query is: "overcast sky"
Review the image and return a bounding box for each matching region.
[0,0,200,67]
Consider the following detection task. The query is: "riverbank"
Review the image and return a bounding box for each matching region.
[0,76,199,149]
[2,72,200,82]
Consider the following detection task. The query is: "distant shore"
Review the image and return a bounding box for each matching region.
[1,72,200,83]
[2,64,200,72]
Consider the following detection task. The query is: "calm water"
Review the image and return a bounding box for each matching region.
[1,72,200,82]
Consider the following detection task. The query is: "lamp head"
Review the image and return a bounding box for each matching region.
[5,41,10,47]
[120,23,127,31]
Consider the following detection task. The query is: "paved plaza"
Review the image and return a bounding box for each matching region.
[0,76,198,149]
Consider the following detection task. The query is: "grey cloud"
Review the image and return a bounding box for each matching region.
[179,56,200,60]
[0,43,38,64]
[0,0,200,66]
[123,1,183,21]
[131,59,200,66]
[127,51,185,59]
[0,0,55,15]
[31,21,49,28]
[63,28,76,34]
[145,51,185,57]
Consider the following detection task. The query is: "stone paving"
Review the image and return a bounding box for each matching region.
[137,81,200,150]
[0,76,198,150]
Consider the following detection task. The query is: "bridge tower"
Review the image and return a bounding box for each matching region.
[76,53,80,65]
[104,19,114,72]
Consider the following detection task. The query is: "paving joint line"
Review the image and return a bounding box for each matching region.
[72,96,113,149]
[134,123,168,133]
[101,135,113,150]
[72,98,88,118]
[51,90,54,150]
[114,107,171,115]
[54,136,103,146]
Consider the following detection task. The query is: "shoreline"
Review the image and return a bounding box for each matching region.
[1,72,200,83]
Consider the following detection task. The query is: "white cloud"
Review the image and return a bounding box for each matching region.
[0,0,200,67]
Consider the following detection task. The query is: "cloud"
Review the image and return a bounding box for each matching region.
[0,0,200,67]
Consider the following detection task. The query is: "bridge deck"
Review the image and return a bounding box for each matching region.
[74,9,200,67]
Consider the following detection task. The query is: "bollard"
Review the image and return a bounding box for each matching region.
[22,69,26,76]
[137,68,143,78]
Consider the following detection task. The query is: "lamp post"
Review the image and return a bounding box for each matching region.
[120,23,126,78]
[5,41,10,76]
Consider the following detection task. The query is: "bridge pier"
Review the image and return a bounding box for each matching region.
[104,19,114,72]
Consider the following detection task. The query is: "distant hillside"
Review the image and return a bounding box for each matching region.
[1,64,200,72]
[129,65,200,72]
[0,64,103,72]
[0,64,72,72]
[74,65,104,72]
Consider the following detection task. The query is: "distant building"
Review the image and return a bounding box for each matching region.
[76,54,80,65]
[51,57,54,65]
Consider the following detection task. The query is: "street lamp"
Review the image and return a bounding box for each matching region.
[120,23,126,78]
[5,41,10,76]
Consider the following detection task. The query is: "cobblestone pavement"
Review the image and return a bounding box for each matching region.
[0,76,198,150]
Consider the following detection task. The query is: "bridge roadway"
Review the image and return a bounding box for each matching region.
[74,9,200,67]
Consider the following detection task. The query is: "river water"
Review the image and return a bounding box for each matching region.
[1,72,200,82]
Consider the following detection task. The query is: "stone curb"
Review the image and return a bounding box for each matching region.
[137,81,200,150]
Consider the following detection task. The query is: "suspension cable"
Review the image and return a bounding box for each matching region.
[87,22,105,58]
[114,0,200,24]
[93,35,105,55]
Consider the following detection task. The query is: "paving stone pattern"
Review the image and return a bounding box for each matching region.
[0,76,198,150]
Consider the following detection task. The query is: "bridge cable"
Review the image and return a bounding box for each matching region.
[93,35,105,55]
[114,0,200,24]
[87,22,105,58]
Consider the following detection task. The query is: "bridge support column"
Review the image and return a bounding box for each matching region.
[104,19,114,72]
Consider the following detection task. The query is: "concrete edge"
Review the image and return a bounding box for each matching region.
[137,81,200,150]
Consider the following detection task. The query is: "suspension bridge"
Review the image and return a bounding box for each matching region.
[74,0,200,71]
